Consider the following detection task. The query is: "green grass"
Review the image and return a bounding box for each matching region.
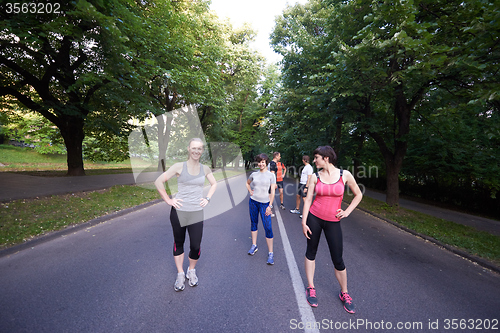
[0,185,160,247]
[0,144,133,173]
[344,194,500,266]
[0,168,243,249]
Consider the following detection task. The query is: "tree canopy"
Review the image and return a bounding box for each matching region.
[0,0,255,175]
[270,0,499,207]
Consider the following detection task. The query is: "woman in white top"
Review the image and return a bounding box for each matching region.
[246,153,276,264]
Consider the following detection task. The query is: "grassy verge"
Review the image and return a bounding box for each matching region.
[0,144,136,173]
[344,194,500,266]
[1,143,247,249]
[0,169,243,249]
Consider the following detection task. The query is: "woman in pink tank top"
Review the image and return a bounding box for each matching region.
[301,145,363,313]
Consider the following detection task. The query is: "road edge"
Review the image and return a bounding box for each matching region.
[0,199,163,258]
[355,206,500,274]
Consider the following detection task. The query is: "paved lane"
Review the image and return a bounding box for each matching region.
[0,177,499,332]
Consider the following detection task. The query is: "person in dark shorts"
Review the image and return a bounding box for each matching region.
[155,138,217,291]
[269,152,286,210]
[290,155,313,217]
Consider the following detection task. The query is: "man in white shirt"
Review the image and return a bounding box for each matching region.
[290,155,313,216]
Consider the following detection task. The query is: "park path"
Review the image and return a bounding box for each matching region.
[0,176,499,332]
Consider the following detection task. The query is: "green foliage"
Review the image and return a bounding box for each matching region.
[0,0,233,173]
[3,111,66,154]
[270,0,499,209]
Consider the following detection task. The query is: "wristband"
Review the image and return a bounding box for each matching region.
[205,197,210,202]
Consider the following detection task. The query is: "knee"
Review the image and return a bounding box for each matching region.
[265,230,273,238]
[334,260,345,271]
[189,247,201,260]
[305,248,317,261]
[173,242,184,256]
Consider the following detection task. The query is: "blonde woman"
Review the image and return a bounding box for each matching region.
[155,138,217,291]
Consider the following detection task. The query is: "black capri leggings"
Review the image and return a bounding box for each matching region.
[305,212,345,271]
[170,208,203,260]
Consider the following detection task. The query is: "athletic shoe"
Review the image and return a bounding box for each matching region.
[280,204,285,210]
[174,272,185,292]
[339,291,355,313]
[186,268,198,287]
[306,287,318,307]
[290,209,301,214]
[248,244,258,255]
[300,215,303,218]
[271,213,275,217]
[267,252,274,265]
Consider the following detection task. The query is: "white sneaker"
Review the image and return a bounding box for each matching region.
[290,209,300,214]
[174,272,185,291]
[186,268,198,287]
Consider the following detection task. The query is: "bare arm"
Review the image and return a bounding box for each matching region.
[335,170,363,219]
[303,174,312,195]
[266,181,276,216]
[301,173,317,239]
[246,177,254,196]
[200,165,217,207]
[154,163,183,208]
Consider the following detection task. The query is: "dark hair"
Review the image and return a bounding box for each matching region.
[255,153,269,165]
[312,146,337,165]
[302,155,310,163]
[273,151,280,158]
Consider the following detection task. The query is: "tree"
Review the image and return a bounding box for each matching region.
[272,0,499,205]
[204,22,267,158]
[0,0,227,175]
[0,1,152,175]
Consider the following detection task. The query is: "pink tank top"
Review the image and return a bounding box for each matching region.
[309,170,344,222]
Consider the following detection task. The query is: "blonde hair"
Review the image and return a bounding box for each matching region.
[188,138,204,148]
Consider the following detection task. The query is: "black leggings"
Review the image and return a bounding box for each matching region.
[170,208,203,260]
[305,212,345,271]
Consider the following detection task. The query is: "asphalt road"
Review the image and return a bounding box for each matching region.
[1,176,499,333]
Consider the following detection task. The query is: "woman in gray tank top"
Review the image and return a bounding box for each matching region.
[155,138,217,291]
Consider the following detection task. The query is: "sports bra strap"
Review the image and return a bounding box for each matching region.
[315,169,343,181]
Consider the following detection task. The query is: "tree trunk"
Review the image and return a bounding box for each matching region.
[366,86,411,206]
[385,156,402,206]
[59,116,86,176]
[157,113,173,172]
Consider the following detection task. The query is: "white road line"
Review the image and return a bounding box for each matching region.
[275,208,319,333]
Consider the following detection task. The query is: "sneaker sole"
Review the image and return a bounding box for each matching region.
[343,306,355,314]
[267,261,274,265]
[187,280,198,287]
[174,285,185,292]
[307,300,318,308]
[248,248,258,255]
[339,293,355,313]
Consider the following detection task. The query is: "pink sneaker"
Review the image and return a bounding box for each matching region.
[306,287,318,307]
[339,291,355,313]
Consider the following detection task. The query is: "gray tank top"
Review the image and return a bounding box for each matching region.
[175,162,205,212]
